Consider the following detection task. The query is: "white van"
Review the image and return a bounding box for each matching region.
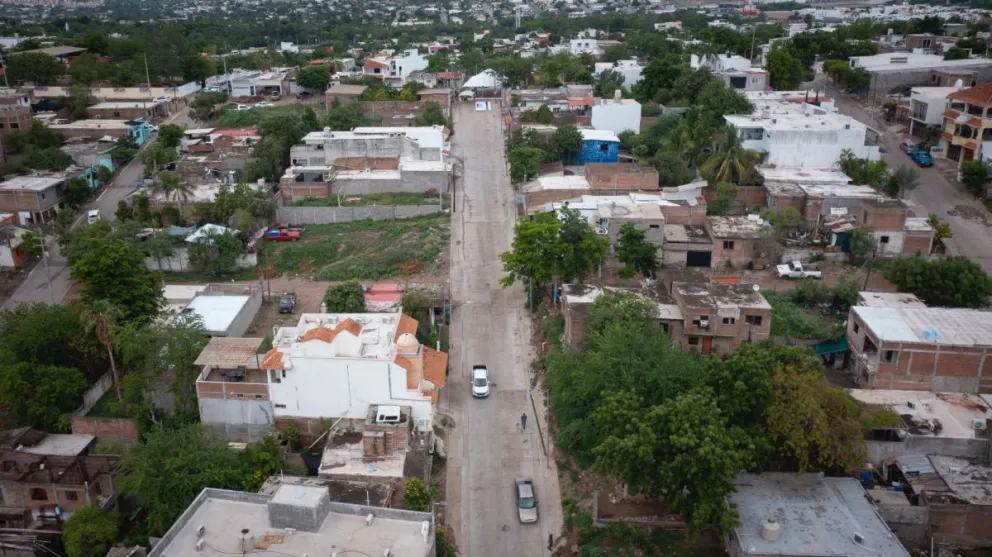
[87,209,101,224]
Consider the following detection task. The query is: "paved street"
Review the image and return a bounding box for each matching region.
[443,102,563,556]
[826,84,992,272]
[2,105,195,309]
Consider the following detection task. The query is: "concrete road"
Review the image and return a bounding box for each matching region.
[2,106,195,309]
[443,102,563,556]
[826,84,992,272]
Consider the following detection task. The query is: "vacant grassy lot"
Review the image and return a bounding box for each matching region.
[261,214,449,281]
[294,192,449,207]
[215,104,306,127]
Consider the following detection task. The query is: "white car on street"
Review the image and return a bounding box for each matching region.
[471,365,490,398]
[255,101,275,108]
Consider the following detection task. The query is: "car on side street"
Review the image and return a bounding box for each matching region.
[515,478,538,523]
[471,365,490,398]
[87,209,101,224]
[279,293,297,314]
[899,140,917,153]
[911,150,933,167]
[255,101,275,108]
[265,227,304,241]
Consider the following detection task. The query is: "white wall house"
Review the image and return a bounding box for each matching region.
[908,82,964,137]
[594,59,644,87]
[591,94,642,134]
[725,101,880,168]
[691,53,766,92]
[570,38,602,56]
[194,312,448,440]
[362,49,429,88]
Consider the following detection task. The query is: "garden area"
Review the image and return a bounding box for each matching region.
[294,192,449,207]
[260,214,450,281]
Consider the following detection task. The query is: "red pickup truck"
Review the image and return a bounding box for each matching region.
[265,227,303,241]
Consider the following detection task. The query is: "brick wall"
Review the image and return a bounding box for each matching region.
[196,381,270,401]
[0,107,32,136]
[333,157,399,171]
[710,237,759,268]
[52,127,129,141]
[525,188,583,210]
[860,204,907,231]
[929,502,992,545]
[0,190,46,213]
[584,163,659,191]
[703,185,767,212]
[71,416,139,445]
[903,232,934,255]
[281,181,330,201]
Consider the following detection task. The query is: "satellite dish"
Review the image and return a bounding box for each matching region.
[752,284,760,292]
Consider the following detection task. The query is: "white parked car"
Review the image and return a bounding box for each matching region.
[515,478,538,523]
[471,365,490,398]
[87,209,101,224]
[775,261,823,279]
[255,101,275,108]
[153,96,172,103]
[235,104,250,111]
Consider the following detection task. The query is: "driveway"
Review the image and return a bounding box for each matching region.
[2,106,195,309]
[443,102,563,556]
[826,84,992,272]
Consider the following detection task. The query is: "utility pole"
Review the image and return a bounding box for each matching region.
[39,235,54,304]
[143,54,152,113]
[0,51,9,89]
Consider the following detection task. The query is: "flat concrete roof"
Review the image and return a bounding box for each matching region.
[758,167,851,185]
[12,46,86,57]
[927,455,992,505]
[707,215,769,239]
[851,52,992,74]
[847,390,991,439]
[17,433,94,456]
[857,291,926,308]
[89,101,166,109]
[48,119,133,130]
[853,306,992,347]
[729,473,911,557]
[0,173,69,191]
[185,295,252,334]
[147,488,434,557]
[325,83,368,95]
[673,282,771,310]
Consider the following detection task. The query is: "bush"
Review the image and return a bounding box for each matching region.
[323,280,366,312]
[403,477,435,511]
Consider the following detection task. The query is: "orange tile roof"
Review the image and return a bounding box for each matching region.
[394,314,419,342]
[300,318,363,343]
[397,355,424,390]
[943,109,960,120]
[423,346,448,388]
[942,131,954,141]
[949,82,992,107]
[364,59,389,69]
[259,348,285,370]
[969,117,983,127]
[965,141,979,150]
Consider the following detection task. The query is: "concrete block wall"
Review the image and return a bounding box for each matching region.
[71,417,139,445]
[143,249,257,272]
[865,437,988,466]
[276,205,441,224]
[928,502,992,545]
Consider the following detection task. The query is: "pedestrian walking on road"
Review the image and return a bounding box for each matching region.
[548,533,554,551]
[520,413,527,430]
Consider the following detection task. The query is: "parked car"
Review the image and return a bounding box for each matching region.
[515,478,538,523]
[235,104,250,111]
[297,91,312,100]
[153,96,172,103]
[87,209,101,224]
[911,150,933,167]
[471,365,490,398]
[899,140,917,153]
[270,92,281,101]
[776,261,822,279]
[255,101,275,108]
[148,124,159,132]
[205,86,224,93]
[265,227,304,241]
[279,293,297,314]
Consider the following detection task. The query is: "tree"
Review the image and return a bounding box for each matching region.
[766,48,805,90]
[80,300,124,402]
[884,165,920,199]
[150,172,194,219]
[301,107,321,133]
[69,53,105,86]
[157,124,185,149]
[70,236,164,324]
[849,227,875,265]
[927,213,952,240]
[2,120,65,154]
[616,223,659,278]
[62,177,95,208]
[702,125,765,183]
[944,46,970,60]
[600,44,630,63]
[593,69,625,99]
[67,83,97,121]
[845,67,870,92]
[323,280,367,312]
[653,151,693,188]
[500,212,561,290]
[0,363,88,431]
[325,103,365,131]
[695,81,753,127]
[883,256,992,308]
[415,101,447,127]
[4,52,64,85]
[187,228,245,275]
[584,292,659,339]
[960,160,990,197]
[557,207,608,283]
[140,141,179,175]
[62,507,120,557]
[118,425,246,535]
[19,230,44,259]
[823,59,852,84]
[297,65,331,91]
[403,477,435,511]
[760,206,801,230]
[508,146,544,183]
[839,150,889,189]
[535,104,553,124]
[708,181,739,215]
[550,125,583,161]
[592,389,750,533]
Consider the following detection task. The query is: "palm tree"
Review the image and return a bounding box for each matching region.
[80,300,124,402]
[885,165,920,199]
[701,125,765,184]
[150,172,194,222]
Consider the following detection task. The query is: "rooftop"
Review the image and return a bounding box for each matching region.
[757,167,852,185]
[847,390,991,438]
[12,45,86,57]
[856,291,926,308]
[326,83,368,95]
[146,487,434,557]
[726,111,867,133]
[14,433,95,456]
[673,282,771,310]
[579,128,620,142]
[89,101,167,109]
[271,312,408,362]
[0,172,70,191]
[522,175,591,192]
[562,283,681,320]
[851,52,992,74]
[706,215,770,239]
[184,295,252,334]
[949,81,992,107]
[195,337,264,368]
[927,455,992,506]
[664,224,712,244]
[852,306,992,346]
[48,119,134,130]
[729,473,910,557]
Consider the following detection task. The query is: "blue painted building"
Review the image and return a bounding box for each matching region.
[125,120,153,146]
[566,129,620,165]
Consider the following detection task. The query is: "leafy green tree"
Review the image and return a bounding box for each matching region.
[0,303,93,369]
[838,150,889,189]
[149,172,194,219]
[702,125,764,183]
[849,227,875,264]
[883,256,992,308]
[297,65,331,91]
[500,211,561,290]
[70,235,164,324]
[760,206,801,230]
[653,151,693,187]
[19,230,44,258]
[927,213,952,240]
[558,207,608,283]
[325,103,365,131]
[0,363,88,431]
[766,48,805,90]
[695,81,753,127]
[24,147,74,171]
[550,125,583,161]
[845,67,870,92]
[62,177,95,209]
[69,53,106,86]
[884,165,920,199]
[79,300,124,402]
[62,507,120,557]
[592,389,750,533]
[616,223,659,278]
[535,104,553,124]
[960,160,990,197]
[403,477,435,511]
[600,44,630,63]
[118,425,246,535]
[187,228,246,275]
[242,435,284,491]
[4,52,64,85]
[415,101,447,127]
[708,181,739,215]
[823,59,851,84]
[140,141,179,175]
[157,124,185,149]
[583,292,658,339]
[593,69,625,99]
[1,120,65,154]
[210,181,277,227]
[301,107,321,133]
[944,47,970,60]
[508,146,544,183]
[633,55,685,103]
[323,280,367,312]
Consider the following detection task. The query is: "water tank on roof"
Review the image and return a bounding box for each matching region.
[761,520,781,542]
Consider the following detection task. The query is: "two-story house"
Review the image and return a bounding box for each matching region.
[939,81,992,167]
[670,281,771,355]
[362,49,428,88]
[0,172,75,226]
[194,312,448,441]
[0,88,33,137]
[907,82,964,138]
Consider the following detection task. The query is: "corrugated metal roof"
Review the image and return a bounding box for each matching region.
[896,454,936,476]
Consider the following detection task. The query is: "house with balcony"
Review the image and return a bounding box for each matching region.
[362,49,428,88]
[938,82,992,167]
[907,82,964,137]
[670,281,771,355]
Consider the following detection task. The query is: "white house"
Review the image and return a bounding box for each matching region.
[725,101,880,168]
[908,82,964,137]
[362,49,429,88]
[691,53,766,92]
[594,59,644,87]
[570,38,602,56]
[194,312,448,439]
[591,93,642,134]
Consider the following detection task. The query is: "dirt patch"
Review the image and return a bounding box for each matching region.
[326,479,394,506]
[0,265,35,307]
[597,491,681,522]
[949,204,992,226]
[243,277,332,336]
[330,431,363,446]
